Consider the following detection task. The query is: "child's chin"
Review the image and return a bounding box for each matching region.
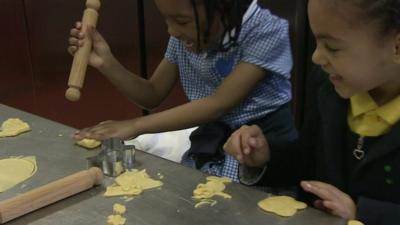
[334,87,353,99]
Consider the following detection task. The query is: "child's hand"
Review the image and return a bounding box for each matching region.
[73,119,139,141]
[301,181,356,219]
[68,21,114,69]
[223,125,270,168]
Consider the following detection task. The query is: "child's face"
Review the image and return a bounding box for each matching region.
[154,0,222,53]
[308,0,400,99]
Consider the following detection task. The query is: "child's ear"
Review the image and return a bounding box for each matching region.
[394,33,400,64]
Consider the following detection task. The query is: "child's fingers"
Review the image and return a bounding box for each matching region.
[238,125,261,154]
[70,28,83,38]
[244,137,260,155]
[99,121,110,125]
[313,199,327,211]
[68,39,83,50]
[223,133,244,163]
[240,130,254,155]
[322,201,340,214]
[322,200,351,219]
[87,26,105,44]
[73,129,91,140]
[248,136,264,151]
[67,46,78,55]
[300,181,339,202]
[75,21,82,29]
[307,181,346,201]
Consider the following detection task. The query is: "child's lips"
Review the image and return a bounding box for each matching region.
[329,74,343,83]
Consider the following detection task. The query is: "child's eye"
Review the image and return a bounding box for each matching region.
[176,21,189,26]
[325,44,340,53]
[174,18,191,26]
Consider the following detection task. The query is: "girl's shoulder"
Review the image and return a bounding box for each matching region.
[239,7,289,44]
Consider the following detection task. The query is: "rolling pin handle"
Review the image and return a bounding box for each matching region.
[86,0,101,10]
[65,87,81,102]
[88,167,104,185]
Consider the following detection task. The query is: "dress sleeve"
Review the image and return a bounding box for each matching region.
[164,36,180,65]
[240,19,293,78]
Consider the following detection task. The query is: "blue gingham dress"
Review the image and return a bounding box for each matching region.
[165,3,292,182]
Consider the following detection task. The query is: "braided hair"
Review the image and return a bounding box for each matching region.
[190,0,253,52]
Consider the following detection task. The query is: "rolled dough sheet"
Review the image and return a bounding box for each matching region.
[0,118,31,137]
[0,156,37,192]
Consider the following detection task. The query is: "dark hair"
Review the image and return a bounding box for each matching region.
[190,0,252,52]
[349,0,400,34]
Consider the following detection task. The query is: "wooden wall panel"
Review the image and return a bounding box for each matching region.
[0,0,36,112]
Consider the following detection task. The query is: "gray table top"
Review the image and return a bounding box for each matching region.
[0,104,346,225]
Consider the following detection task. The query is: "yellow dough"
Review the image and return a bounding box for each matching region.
[193,176,232,208]
[0,156,37,192]
[76,138,101,149]
[0,118,31,137]
[104,169,163,197]
[258,196,307,217]
[113,203,126,215]
[107,214,126,225]
[348,220,365,225]
[104,185,142,197]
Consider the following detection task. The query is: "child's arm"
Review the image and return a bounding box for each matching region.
[223,127,357,220]
[73,62,267,140]
[68,22,179,110]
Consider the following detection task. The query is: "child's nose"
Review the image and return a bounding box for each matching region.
[312,47,327,66]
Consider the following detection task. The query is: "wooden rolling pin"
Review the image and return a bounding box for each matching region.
[0,167,103,224]
[65,0,101,101]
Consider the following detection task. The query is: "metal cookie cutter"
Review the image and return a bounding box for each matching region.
[87,138,136,177]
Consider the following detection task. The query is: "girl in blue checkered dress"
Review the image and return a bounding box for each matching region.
[68,0,297,183]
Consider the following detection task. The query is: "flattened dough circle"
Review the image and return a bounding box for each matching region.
[0,157,37,192]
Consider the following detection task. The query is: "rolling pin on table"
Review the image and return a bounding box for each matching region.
[0,104,346,225]
[0,168,103,224]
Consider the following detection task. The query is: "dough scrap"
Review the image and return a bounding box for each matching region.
[76,138,101,149]
[113,203,126,215]
[206,176,232,183]
[258,196,307,217]
[107,214,126,225]
[194,199,217,208]
[0,118,31,137]
[104,185,142,197]
[0,156,37,192]
[192,176,232,208]
[348,220,365,225]
[104,169,163,197]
